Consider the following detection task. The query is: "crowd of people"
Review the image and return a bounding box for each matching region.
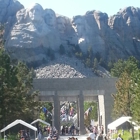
[36,125,59,140]
[86,125,106,140]
[86,125,124,140]
[18,129,30,140]
[61,124,79,136]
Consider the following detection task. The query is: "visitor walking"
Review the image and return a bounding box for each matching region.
[96,133,103,140]
[116,133,123,140]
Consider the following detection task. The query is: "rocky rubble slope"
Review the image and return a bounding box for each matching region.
[35,55,111,78]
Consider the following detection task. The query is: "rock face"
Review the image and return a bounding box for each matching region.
[4,3,77,63]
[0,0,23,23]
[1,1,140,65]
[108,7,140,58]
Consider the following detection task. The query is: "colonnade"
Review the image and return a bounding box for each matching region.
[52,91,93,134]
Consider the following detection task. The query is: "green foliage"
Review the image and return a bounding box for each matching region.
[93,58,98,70]
[112,130,140,140]
[112,72,133,117]
[85,58,91,67]
[107,61,114,71]
[0,48,40,129]
[39,102,53,125]
[75,52,83,59]
[87,46,94,60]
[84,101,98,126]
[130,70,140,124]
[111,56,140,124]
[70,45,106,75]
[0,24,4,48]
[111,56,139,77]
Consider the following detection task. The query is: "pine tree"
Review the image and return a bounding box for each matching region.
[0,26,40,129]
[111,57,140,125]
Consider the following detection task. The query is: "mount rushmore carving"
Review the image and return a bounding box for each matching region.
[1,0,140,65]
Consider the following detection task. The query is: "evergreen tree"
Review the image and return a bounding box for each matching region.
[0,34,40,129]
[111,57,140,125]
[93,58,98,70]
[112,72,133,117]
[111,56,139,77]
[0,49,40,129]
[130,70,140,124]
[87,46,93,60]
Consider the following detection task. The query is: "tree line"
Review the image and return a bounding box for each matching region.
[111,56,140,125]
[0,24,41,129]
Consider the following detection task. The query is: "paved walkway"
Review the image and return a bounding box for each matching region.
[59,135,88,140]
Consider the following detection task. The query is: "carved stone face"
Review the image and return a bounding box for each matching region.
[56,16,66,33]
[44,9,56,27]
[16,9,26,23]
[72,16,85,37]
[28,3,43,22]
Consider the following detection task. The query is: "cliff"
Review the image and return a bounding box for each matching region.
[1,0,140,77]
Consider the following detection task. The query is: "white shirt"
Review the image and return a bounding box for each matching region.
[117,137,122,140]
[89,132,96,140]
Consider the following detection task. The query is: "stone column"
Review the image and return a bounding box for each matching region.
[104,89,115,134]
[78,91,86,134]
[98,94,105,133]
[77,100,79,128]
[53,91,60,133]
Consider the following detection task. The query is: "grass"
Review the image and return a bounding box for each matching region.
[112,130,140,140]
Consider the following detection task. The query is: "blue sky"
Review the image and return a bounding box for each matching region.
[18,0,140,18]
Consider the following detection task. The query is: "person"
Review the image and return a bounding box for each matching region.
[70,124,75,136]
[65,126,68,134]
[37,131,42,140]
[116,133,123,140]
[71,137,75,140]
[89,130,96,140]
[104,135,108,140]
[96,133,103,140]
[87,137,91,140]
[47,136,52,140]
[61,125,65,135]
[101,125,104,134]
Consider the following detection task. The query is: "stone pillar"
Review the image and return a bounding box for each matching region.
[77,100,79,128]
[104,89,115,134]
[53,91,60,133]
[98,94,105,133]
[78,91,86,134]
